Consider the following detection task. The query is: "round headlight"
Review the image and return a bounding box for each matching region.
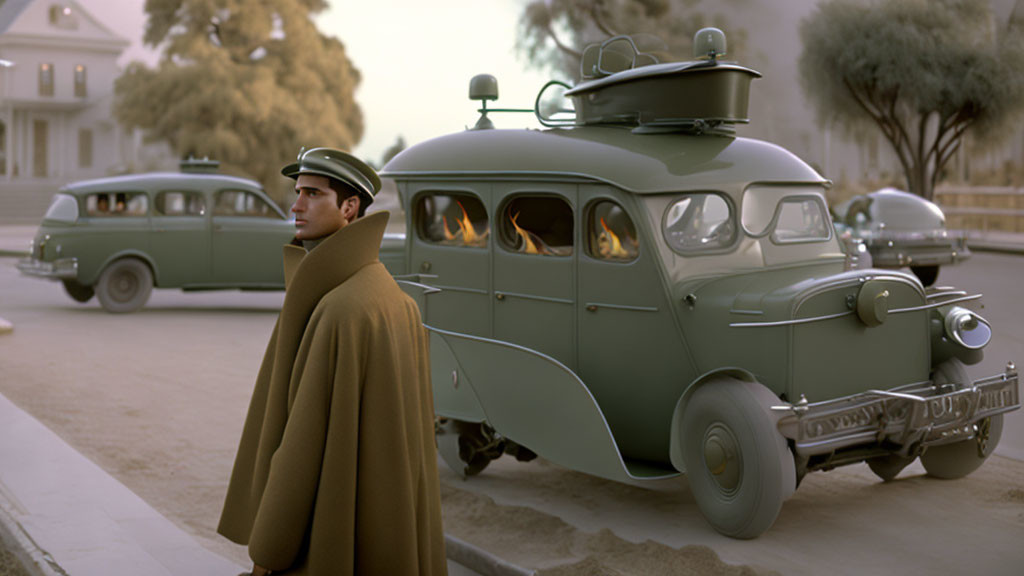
[944,307,991,350]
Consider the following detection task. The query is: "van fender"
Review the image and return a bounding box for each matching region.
[668,367,759,473]
[88,250,159,286]
[427,326,673,482]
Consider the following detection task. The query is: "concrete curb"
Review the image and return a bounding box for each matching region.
[445,534,536,576]
[0,503,64,576]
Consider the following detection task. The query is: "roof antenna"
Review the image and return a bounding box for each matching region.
[469,74,498,130]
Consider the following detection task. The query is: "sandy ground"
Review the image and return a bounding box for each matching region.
[1,253,1023,574]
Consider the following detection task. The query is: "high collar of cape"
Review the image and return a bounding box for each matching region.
[280,211,389,321]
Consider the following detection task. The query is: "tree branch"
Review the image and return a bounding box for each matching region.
[590,0,619,37]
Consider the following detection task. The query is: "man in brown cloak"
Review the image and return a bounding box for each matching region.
[218,147,447,575]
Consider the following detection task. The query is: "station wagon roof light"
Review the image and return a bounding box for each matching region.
[179,156,220,174]
[468,74,532,130]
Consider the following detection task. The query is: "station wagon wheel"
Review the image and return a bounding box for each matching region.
[920,359,1004,479]
[95,258,154,313]
[455,420,505,476]
[681,379,795,539]
[62,280,95,303]
[910,265,940,287]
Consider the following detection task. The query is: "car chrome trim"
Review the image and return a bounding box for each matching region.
[888,293,981,314]
[729,310,853,328]
[584,302,659,312]
[494,291,574,305]
[776,364,1020,457]
[16,257,78,280]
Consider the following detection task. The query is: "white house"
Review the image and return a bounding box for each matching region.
[0,0,135,185]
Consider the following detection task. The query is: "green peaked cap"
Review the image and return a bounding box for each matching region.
[281,147,381,207]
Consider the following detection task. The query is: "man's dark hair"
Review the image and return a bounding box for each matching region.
[327,178,368,218]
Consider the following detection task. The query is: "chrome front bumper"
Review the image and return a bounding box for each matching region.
[775,362,1019,458]
[16,257,78,280]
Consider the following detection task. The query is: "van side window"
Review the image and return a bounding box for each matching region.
[214,189,278,218]
[587,201,638,261]
[155,191,206,217]
[500,196,573,256]
[663,193,735,253]
[85,192,148,217]
[415,193,489,248]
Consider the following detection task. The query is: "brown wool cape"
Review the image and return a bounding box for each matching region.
[218,212,446,575]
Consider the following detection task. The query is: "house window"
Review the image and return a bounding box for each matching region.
[0,121,6,175]
[49,5,78,29]
[39,63,54,97]
[78,129,93,168]
[74,65,87,97]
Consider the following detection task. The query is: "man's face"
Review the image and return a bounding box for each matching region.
[291,174,358,240]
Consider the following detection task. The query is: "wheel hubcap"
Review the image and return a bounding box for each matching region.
[111,271,138,302]
[703,424,741,494]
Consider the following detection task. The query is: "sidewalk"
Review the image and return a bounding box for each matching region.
[0,226,34,258]
[0,392,244,576]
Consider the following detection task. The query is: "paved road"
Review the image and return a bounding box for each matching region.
[0,252,1022,574]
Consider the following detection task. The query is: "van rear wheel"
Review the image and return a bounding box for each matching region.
[96,258,153,313]
[681,379,795,539]
[62,280,95,303]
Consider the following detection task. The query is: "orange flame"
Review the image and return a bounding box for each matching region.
[441,215,457,240]
[510,211,543,255]
[456,201,485,244]
[599,217,631,258]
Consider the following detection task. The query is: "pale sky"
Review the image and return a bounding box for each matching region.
[75,0,552,165]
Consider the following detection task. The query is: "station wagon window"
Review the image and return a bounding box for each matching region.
[85,192,148,217]
[155,191,206,217]
[415,192,489,248]
[214,189,278,218]
[499,196,573,256]
[587,201,638,261]
[663,193,735,253]
[770,197,831,243]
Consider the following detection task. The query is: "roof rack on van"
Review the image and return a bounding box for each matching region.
[180,156,220,174]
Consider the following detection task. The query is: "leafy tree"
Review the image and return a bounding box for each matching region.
[115,0,363,203]
[517,0,747,80]
[799,0,1024,201]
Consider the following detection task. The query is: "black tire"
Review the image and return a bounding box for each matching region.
[867,454,915,482]
[910,265,940,287]
[62,280,95,303]
[920,359,1003,479]
[681,379,795,539]
[95,258,153,313]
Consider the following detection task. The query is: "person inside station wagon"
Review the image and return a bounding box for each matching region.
[217,147,447,576]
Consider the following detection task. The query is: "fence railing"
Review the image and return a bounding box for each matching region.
[934,186,1024,235]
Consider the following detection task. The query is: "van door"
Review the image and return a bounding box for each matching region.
[211,188,292,287]
[150,190,210,286]
[576,187,690,463]
[407,184,492,337]
[491,184,577,370]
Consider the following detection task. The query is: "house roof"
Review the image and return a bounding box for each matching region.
[0,0,33,36]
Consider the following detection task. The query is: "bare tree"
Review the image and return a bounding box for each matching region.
[799,0,1024,200]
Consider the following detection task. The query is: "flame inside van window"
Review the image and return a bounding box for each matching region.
[416,192,489,248]
[588,201,638,261]
[500,196,573,257]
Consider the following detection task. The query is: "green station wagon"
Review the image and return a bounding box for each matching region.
[378,31,1019,538]
[17,159,294,312]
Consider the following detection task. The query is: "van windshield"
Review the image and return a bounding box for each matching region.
[43,194,79,223]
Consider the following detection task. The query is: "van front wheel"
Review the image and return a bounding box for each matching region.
[96,258,153,313]
[681,379,795,539]
[62,280,95,303]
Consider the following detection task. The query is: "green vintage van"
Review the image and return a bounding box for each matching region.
[17,159,294,312]
[380,30,1020,538]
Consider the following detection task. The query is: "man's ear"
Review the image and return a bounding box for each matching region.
[341,195,360,221]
